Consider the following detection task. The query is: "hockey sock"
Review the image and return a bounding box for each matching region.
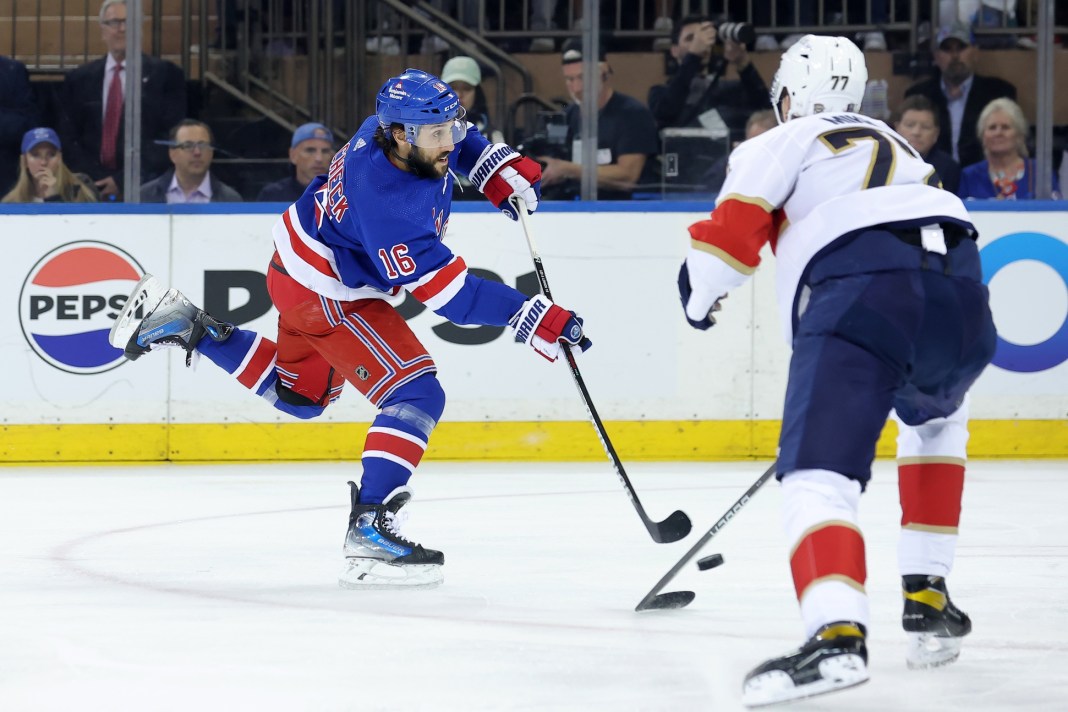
[195,328,324,420]
[359,373,445,504]
[898,460,964,577]
[781,469,869,638]
[894,404,968,578]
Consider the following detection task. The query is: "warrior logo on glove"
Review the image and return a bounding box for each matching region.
[469,143,542,221]
[509,295,591,362]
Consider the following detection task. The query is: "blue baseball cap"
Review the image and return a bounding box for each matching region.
[22,127,61,153]
[291,122,334,148]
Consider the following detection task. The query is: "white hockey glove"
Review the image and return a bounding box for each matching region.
[509,294,591,362]
[678,248,748,330]
[469,143,542,221]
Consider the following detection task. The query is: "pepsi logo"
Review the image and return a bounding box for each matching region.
[18,241,145,374]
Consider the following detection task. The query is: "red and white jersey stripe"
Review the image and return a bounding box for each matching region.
[406,255,468,312]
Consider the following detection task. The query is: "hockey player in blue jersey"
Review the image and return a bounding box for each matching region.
[110,68,590,589]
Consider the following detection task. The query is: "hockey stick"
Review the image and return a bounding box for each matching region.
[635,462,777,610]
[512,198,691,544]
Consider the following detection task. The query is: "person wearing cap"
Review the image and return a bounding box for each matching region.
[256,122,336,203]
[904,20,1016,168]
[2,127,98,203]
[647,14,770,141]
[441,57,504,146]
[139,119,242,203]
[538,44,659,201]
[441,56,505,202]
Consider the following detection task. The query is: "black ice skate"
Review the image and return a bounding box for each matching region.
[109,274,233,366]
[339,481,444,589]
[902,574,972,669]
[742,621,869,708]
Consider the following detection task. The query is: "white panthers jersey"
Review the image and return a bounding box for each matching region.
[686,111,973,342]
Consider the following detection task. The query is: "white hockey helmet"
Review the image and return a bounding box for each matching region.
[770,35,868,123]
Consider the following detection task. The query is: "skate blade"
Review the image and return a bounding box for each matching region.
[906,633,963,670]
[338,558,443,590]
[742,654,869,708]
[109,274,168,349]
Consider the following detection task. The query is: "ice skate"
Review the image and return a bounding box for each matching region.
[339,482,444,590]
[109,274,233,366]
[742,622,869,707]
[902,575,972,669]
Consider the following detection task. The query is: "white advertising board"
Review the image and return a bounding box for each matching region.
[1,205,1065,427]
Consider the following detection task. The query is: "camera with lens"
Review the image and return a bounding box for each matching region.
[516,111,569,162]
[716,21,755,45]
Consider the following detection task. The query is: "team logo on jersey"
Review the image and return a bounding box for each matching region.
[18,241,145,374]
[355,366,370,381]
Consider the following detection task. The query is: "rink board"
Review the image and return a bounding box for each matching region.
[1,202,1065,462]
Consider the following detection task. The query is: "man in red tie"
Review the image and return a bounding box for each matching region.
[57,0,186,200]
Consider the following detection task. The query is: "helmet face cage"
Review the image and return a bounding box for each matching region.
[376,68,466,147]
[770,35,867,123]
[405,107,468,149]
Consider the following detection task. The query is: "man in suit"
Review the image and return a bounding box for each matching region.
[904,20,1016,169]
[139,119,242,203]
[58,0,186,200]
[0,56,40,194]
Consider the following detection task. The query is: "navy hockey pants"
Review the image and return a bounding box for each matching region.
[776,235,997,487]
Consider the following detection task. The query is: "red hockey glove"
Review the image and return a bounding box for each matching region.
[469,143,541,221]
[509,295,591,362]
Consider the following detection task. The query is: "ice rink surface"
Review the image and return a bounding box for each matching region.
[2,459,1066,711]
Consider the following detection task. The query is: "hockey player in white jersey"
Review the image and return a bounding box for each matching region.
[677,36,997,706]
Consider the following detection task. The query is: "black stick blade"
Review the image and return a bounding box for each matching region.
[650,509,692,543]
[635,590,696,611]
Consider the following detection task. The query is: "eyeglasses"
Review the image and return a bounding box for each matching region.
[171,141,214,152]
[101,18,127,28]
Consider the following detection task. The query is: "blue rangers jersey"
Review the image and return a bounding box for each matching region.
[273,116,526,326]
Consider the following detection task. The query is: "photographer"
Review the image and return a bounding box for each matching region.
[647,15,770,141]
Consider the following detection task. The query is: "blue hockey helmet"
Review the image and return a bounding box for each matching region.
[376,68,467,148]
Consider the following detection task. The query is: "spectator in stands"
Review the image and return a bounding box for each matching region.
[958,97,1062,200]
[442,56,504,201]
[647,15,770,143]
[256,122,334,202]
[0,56,40,195]
[58,0,187,201]
[704,109,777,194]
[538,45,659,201]
[904,20,1016,168]
[139,119,242,203]
[2,127,98,203]
[442,56,503,145]
[893,95,962,194]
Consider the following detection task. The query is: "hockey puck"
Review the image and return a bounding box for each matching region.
[697,553,725,571]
